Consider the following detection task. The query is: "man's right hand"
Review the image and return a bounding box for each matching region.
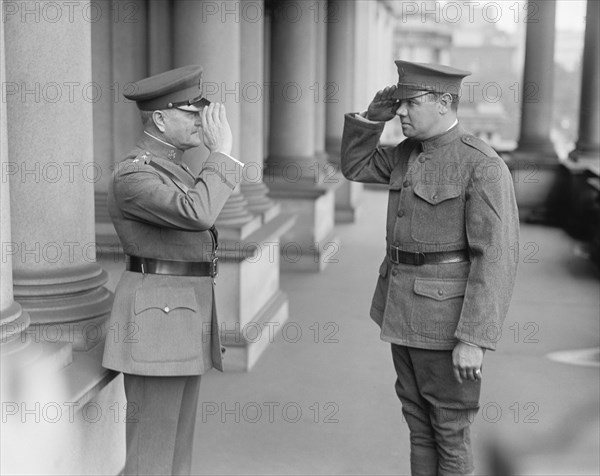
[201,102,233,156]
[366,85,400,122]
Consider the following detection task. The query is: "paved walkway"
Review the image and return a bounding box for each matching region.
[108,188,600,475]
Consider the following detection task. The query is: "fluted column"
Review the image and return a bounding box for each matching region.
[239,0,278,221]
[570,0,600,162]
[4,0,112,351]
[326,0,363,223]
[173,0,258,236]
[514,0,558,159]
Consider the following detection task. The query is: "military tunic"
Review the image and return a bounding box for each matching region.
[102,132,243,376]
[341,114,519,351]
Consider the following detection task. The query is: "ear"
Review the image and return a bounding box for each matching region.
[152,110,167,132]
[438,93,452,114]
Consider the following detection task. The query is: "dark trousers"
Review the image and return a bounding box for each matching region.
[391,344,481,476]
[123,373,202,476]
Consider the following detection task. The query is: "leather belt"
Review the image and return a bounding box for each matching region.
[387,246,469,266]
[126,255,218,278]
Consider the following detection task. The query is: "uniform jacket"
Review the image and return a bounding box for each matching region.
[341,114,519,350]
[102,132,242,376]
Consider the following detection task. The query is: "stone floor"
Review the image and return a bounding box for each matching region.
[183,189,599,476]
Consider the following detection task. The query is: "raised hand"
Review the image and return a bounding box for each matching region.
[366,85,400,122]
[201,102,233,156]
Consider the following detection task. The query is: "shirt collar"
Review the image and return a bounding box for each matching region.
[138,131,185,163]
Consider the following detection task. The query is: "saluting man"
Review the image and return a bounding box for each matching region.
[341,60,519,475]
[102,65,244,476]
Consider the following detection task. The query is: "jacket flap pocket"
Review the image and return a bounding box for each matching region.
[134,287,199,314]
[413,183,461,205]
[413,278,467,301]
[378,259,389,278]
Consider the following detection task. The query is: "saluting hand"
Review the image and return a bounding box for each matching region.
[366,85,400,122]
[201,102,233,156]
[452,341,485,384]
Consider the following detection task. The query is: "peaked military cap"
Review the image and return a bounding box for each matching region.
[124,65,210,112]
[392,60,471,100]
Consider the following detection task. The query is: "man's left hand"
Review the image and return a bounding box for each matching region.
[452,341,485,384]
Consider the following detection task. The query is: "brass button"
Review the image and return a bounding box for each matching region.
[437,289,444,296]
[432,194,438,201]
[164,306,170,313]
[397,210,405,217]
[392,269,399,277]
[403,180,411,188]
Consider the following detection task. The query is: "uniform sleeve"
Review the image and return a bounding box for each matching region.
[454,156,520,350]
[113,152,243,231]
[340,113,397,184]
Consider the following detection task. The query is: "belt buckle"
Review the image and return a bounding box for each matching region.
[390,246,400,265]
[414,252,426,266]
[210,257,219,278]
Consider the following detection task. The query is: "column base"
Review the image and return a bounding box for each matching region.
[505,152,562,224]
[512,140,559,162]
[267,176,341,272]
[335,177,363,224]
[327,145,363,223]
[221,291,290,372]
[24,314,109,352]
[216,212,296,372]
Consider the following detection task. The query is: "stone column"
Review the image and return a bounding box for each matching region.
[326,0,363,223]
[1,16,32,360]
[570,0,600,163]
[265,0,340,271]
[514,0,558,159]
[173,0,293,370]
[4,0,112,351]
[510,0,561,223]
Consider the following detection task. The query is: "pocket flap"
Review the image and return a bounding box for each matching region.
[413,278,467,301]
[134,286,198,314]
[413,183,461,205]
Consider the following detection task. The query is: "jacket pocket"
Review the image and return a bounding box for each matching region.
[410,278,467,341]
[411,183,463,243]
[131,286,204,363]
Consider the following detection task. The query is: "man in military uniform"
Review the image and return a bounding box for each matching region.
[341,61,519,475]
[102,65,244,475]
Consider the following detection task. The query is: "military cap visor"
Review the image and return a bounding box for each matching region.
[124,65,211,111]
[392,60,471,100]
